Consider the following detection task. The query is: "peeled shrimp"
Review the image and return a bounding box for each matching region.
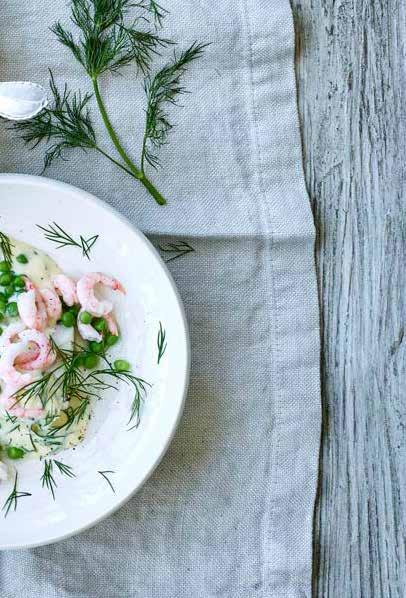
[0,343,44,418]
[77,309,102,343]
[0,341,35,386]
[53,274,78,307]
[0,322,40,365]
[76,273,125,317]
[18,330,55,371]
[40,287,62,321]
[17,288,48,331]
[0,322,26,347]
[0,381,43,419]
[105,312,119,336]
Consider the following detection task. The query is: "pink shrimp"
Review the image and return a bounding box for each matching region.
[0,322,26,345]
[77,309,103,343]
[0,341,46,419]
[0,381,43,419]
[105,312,119,336]
[17,288,48,331]
[18,330,55,371]
[40,287,62,321]
[76,273,125,317]
[0,341,36,387]
[53,274,78,307]
[0,322,40,365]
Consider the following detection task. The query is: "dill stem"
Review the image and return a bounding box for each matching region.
[92,77,166,206]
[95,147,139,179]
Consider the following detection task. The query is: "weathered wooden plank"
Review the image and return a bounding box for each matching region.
[291,1,406,596]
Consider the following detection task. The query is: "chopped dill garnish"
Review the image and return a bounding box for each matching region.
[54,460,76,479]
[0,232,14,266]
[157,321,167,364]
[89,363,150,429]
[5,412,17,425]
[41,459,57,499]
[28,432,38,453]
[158,240,195,263]
[37,222,98,260]
[41,459,76,499]
[98,470,116,493]
[2,473,32,517]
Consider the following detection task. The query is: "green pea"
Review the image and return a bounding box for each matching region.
[7,446,25,460]
[0,273,13,286]
[16,254,28,264]
[74,354,86,368]
[6,302,18,318]
[0,261,10,272]
[0,327,3,336]
[68,304,80,316]
[0,300,6,313]
[0,312,4,323]
[0,292,7,302]
[79,311,92,325]
[61,311,75,327]
[4,285,14,299]
[105,334,119,347]
[93,318,106,333]
[89,341,104,354]
[114,359,131,373]
[13,275,25,289]
[84,353,99,369]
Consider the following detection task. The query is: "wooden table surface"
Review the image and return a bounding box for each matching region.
[291,1,406,596]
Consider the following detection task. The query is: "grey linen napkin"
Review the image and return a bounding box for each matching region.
[0,1,320,597]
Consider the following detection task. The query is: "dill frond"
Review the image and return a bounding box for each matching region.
[12,71,96,172]
[141,42,207,170]
[37,222,98,259]
[3,473,31,517]
[157,321,167,364]
[98,470,116,493]
[0,232,14,266]
[51,0,171,78]
[158,240,195,263]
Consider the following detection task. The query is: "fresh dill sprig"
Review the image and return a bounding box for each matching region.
[52,0,170,77]
[41,459,76,499]
[139,0,167,27]
[157,321,167,364]
[3,473,32,518]
[41,459,57,499]
[11,1,205,206]
[37,221,98,260]
[141,43,206,171]
[98,470,116,493]
[54,460,76,478]
[89,362,150,429]
[0,232,14,266]
[158,240,195,263]
[13,71,97,171]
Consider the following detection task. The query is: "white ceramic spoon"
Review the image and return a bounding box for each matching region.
[0,81,48,121]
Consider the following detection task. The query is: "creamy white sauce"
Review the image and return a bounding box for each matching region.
[0,238,91,463]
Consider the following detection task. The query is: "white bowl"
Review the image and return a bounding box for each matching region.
[0,174,190,549]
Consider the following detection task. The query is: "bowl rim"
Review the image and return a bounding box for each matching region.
[0,173,191,550]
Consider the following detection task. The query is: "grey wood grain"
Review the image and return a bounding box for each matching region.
[291,1,406,596]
